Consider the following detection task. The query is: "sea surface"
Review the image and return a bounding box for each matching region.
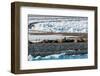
[28,53,88,61]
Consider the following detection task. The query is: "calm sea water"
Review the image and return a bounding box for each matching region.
[28,53,88,61]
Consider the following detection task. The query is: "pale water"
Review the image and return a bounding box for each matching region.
[28,53,88,61]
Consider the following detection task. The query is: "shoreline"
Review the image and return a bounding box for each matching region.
[28,42,88,57]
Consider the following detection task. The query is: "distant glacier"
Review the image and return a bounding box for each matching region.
[28,15,88,33]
